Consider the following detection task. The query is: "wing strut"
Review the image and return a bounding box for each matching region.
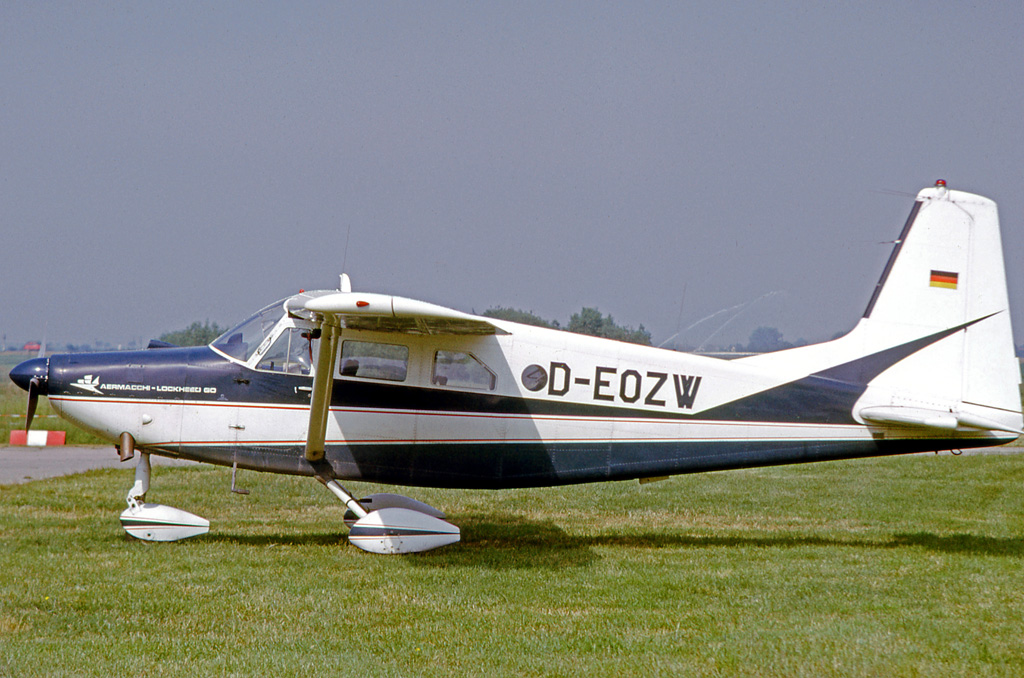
[296,288,462,554]
[305,319,339,462]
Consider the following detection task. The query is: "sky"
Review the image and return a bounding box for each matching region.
[2,2,1023,350]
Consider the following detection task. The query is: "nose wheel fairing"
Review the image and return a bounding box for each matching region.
[120,504,211,542]
[119,453,210,542]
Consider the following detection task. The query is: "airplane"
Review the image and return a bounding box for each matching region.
[9,181,1022,554]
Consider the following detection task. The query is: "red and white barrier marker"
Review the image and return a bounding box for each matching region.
[8,430,67,446]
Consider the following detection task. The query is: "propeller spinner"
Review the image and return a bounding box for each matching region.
[9,357,49,429]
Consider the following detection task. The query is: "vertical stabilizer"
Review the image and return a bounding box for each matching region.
[851,183,1021,432]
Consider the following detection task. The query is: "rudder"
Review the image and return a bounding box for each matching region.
[851,182,1021,434]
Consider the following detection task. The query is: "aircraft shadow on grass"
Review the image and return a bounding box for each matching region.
[198,514,600,569]
[888,532,1024,557]
[196,513,1024,569]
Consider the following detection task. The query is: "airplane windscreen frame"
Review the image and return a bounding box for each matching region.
[211,298,289,362]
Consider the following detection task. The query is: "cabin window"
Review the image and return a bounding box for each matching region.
[432,350,496,390]
[339,341,409,381]
[256,328,315,375]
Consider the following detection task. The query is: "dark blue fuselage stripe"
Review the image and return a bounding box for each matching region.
[159,436,1005,490]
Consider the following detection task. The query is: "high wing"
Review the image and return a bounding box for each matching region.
[288,290,507,336]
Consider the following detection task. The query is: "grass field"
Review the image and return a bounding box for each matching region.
[3,354,1024,675]
[2,452,1024,677]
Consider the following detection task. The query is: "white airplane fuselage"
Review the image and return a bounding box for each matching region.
[37,313,1016,490]
[11,184,1023,492]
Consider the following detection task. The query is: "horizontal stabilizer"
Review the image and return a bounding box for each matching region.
[858,406,1023,435]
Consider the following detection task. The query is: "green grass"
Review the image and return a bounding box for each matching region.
[2,453,1024,676]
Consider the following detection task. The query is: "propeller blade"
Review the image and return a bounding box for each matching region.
[26,377,40,430]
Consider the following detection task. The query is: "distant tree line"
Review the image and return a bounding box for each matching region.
[481,307,560,330]
[480,309,820,353]
[744,326,794,353]
[483,307,652,346]
[160,321,225,347]
[671,326,806,354]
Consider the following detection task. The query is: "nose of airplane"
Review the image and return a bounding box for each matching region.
[9,357,49,393]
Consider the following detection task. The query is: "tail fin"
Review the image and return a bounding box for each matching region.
[850,183,1021,434]
[739,182,1021,437]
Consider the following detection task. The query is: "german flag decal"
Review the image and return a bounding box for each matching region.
[930,270,959,289]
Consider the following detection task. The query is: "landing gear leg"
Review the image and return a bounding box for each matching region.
[316,476,369,519]
[126,452,151,509]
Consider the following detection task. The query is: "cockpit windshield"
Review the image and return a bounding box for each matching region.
[212,298,288,361]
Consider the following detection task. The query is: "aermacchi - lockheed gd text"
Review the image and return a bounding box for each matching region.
[10,182,1022,554]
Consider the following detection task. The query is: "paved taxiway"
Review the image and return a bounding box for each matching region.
[1,445,198,485]
[1,444,1021,486]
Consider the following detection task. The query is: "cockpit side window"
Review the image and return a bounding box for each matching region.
[256,328,316,375]
[339,341,409,381]
[432,350,496,390]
